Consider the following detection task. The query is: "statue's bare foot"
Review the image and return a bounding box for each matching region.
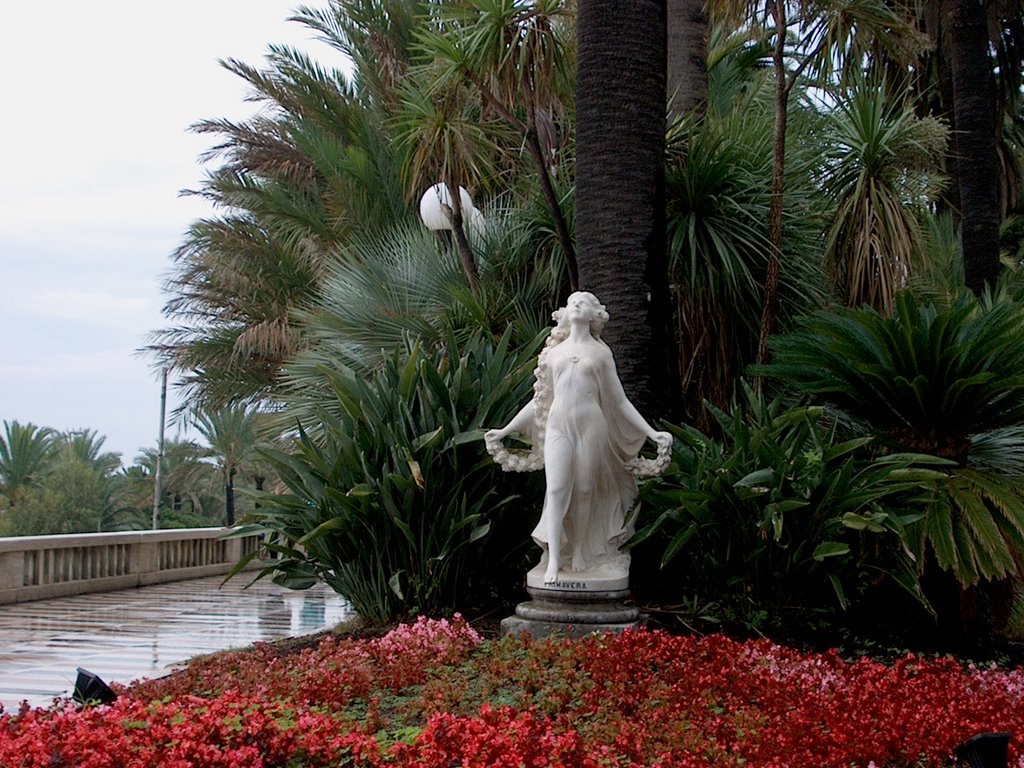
[544,561,560,583]
[571,548,586,572]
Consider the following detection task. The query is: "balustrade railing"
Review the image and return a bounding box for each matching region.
[0,529,260,604]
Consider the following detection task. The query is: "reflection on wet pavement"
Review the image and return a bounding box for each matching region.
[0,575,354,709]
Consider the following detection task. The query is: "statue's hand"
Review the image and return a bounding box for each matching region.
[652,431,673,450]
[485,428,508,443]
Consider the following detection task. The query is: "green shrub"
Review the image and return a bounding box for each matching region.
[630,385,943,631]
[232,329,543,624]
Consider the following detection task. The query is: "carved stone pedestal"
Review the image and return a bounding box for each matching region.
[500,585,640,639]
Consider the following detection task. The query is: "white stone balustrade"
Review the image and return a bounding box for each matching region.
[0,529,261,604]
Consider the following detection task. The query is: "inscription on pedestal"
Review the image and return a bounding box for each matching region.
[546,580,588,590]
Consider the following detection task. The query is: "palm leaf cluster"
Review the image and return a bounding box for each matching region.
[0,424,172,534]
[0,421,56,505]
[282,212,552,400]
[151,0,579,413]
[150,1,426,411]
[822,79,947,313]
[665,47,827,426]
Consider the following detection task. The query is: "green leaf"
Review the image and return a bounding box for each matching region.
[828,574,849,610]
[661,524,699,568]
[735,468,773,488]
[813,541,850,560]
[412,427,444,452]
[388,571,406,601]
[841,511,889,533]
[468,521,491,543]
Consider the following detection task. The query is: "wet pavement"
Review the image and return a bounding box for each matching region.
[0,575,354,710]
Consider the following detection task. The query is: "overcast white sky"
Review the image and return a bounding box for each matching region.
[0,2,343,463]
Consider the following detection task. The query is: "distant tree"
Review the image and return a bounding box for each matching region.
[54,429,122,475]
[193,405,269,526]
[0,421,56,507]
[8,457,113,535]
[136,440,222,527]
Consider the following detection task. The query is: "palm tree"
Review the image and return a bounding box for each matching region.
[150,2,420,409]
[8,457,114,535]
[823,79,948,312]
[278,209,557,436]
[193,405,267,526]
[0,421,56,506]
[395,69,506,295]
[666,93,827,428]
[575,0,675,419]
[136,440,221,526]
[108,465,158,529]
[716,0,928,365]
[896,1,1023,291]
[53,429,122,476]
[297,0,430,109]
[939,0,1001,293]
[668,0,709,121]
[151,217,323,409]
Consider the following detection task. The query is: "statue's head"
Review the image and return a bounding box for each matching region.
[551,291,608,340]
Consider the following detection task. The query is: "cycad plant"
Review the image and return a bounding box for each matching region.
[758,291,1024,635]
[231,329,544,624]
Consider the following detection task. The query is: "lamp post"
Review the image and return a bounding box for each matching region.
[152,368,167,531]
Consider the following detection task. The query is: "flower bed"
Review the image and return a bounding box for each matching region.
[1,617,1022,767]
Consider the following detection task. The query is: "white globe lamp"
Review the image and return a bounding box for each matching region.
[418,183,476,230]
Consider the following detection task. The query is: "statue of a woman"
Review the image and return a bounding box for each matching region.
[485,292,672,587]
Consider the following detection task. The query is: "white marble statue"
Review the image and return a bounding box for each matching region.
[485,292,672,589]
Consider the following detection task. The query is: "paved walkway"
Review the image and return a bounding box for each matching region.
[0,576,354,710]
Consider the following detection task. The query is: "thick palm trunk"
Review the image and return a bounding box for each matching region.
[942,0,1001,293]
[576,0,674,419]
[667,0,708,122]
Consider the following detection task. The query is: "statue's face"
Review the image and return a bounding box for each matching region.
[566,292,599,321]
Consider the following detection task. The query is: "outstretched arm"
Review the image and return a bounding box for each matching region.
[599,352,672,449]
[485,400,536,443]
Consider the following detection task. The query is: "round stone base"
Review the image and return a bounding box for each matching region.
[501,615,639,640]
[500,588,640,639]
